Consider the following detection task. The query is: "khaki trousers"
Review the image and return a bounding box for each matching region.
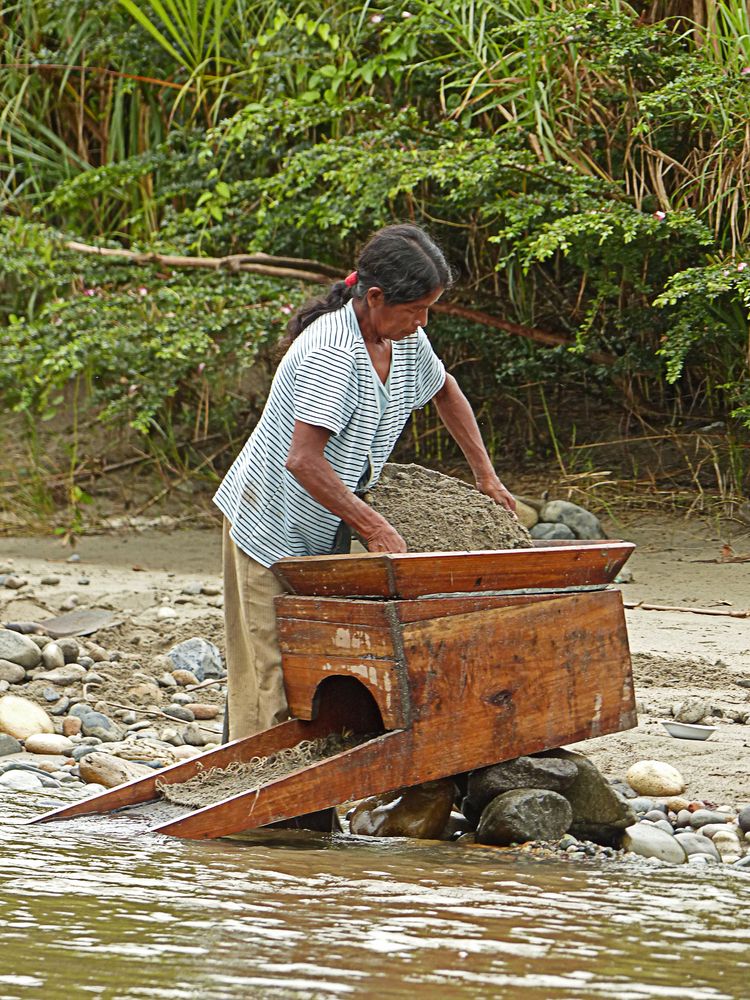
[222,519,289,740]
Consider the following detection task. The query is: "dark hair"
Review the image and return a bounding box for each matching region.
[285,223,453,342]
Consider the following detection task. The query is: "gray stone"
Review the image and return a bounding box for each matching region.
[4,575,27,589]
[643,808,669,823]
[465,755,578,822]
[538,748,637,845]
[78,656,94,669]
[0,660,26,684]
[56,638,80,664]
[689,809,732,829]
[48,696,70,716]
[674,831,722,861]
[78,751,153,788]
[163,705,195,723]
[538,500,606,540]
[622,824,688,864]
[80,712,123,742]
[477,788,573,846]
[0,733,23,757]
[71,745,101,762]
[69,703,96,720]
[651,819,676,835]
[673,697,710,724]
[628,797,656,815]
[0,769,43,790]
[40,575,60,586]
[530,522,576,540]
[738,805,750,834]
[36,665,87,686]
[674,809,692,828]
[0,629,42,669]
[40,642,66,670]
[182,722,208,747]
[166,637,224,681]
[180,582,203,596]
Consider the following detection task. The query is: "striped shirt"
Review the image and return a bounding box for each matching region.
[213,299,446,566]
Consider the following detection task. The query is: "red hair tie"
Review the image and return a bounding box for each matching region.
[344,271,358,287]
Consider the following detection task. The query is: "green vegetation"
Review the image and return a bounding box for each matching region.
[2,1,750,527]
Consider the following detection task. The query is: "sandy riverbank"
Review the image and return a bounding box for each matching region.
[1,512,749,806]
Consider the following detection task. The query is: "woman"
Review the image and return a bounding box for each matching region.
[214,224,516,741]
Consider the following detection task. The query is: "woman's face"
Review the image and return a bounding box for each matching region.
[364,287,443,341]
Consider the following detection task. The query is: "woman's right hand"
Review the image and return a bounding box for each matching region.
[363,515,407,553]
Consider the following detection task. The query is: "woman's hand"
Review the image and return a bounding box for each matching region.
[476,473,517,514]
[362,514,408,553]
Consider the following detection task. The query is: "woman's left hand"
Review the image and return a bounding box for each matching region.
[476,474,517,514]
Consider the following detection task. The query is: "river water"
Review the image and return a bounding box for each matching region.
[2,789,749,1000]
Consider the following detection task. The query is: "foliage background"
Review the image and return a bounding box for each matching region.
[2,0,750,530]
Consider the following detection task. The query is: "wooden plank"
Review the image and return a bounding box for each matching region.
[393,591,563,624]
[31,690,382,824]
[273,543,635,598]
[274,595,390,627]
[281,652,408,729]
[276,617,395,659]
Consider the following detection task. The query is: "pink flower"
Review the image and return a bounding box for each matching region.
[737,262,747,272]
[83,288,95,296]
[370,13,383,23]
[742,67,750,75]
[281,304,293,315]
[127,384,139,396]
[653,211,666,220]
[197,362,206,375]
[138,286,148,296]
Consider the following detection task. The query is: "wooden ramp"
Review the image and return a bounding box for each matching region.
[32,542,637,839]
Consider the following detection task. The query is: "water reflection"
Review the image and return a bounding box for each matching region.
[1,789,748,999]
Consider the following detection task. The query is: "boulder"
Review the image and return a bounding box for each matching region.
[349,780,456,839]
[673,697,710,724]
[0,660,26,684]
[622,824,688,863]
[626,760,686,797]
[464,755,578,823]
[673,831,721,862]
[0,694,54,740]
[477,788,573,845]
[0,629,42,669]
[538,748,637,845]
[24,733,75,756]
[530,522,576,541]
[538,500,606,540]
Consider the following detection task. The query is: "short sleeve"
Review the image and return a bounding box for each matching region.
[292,346,358,434]
[413,329,446,408]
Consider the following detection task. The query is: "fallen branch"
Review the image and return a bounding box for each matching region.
[63,239,616,364]
[94,698,221,735]
[624,601,750,619]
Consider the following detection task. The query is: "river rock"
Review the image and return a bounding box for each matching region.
[538,500,606,540]
[513,498,539,530]
[78,751,153,787]
[0,629,42,669]
[40,642,65,670]
[0,695,54,739]
[626,760,686,797]
[530,522,576,541]
[56,638,80,663]
[689,809,732,829]
[184,703,220,720]
[622,824,688,863]
[737,805,750,833]
[163,705,195,723]
[349,780,456,839]
[538,748,636,845]
[172,669,200,687]
[477,788,573,845]
[127,682,163,705]
[24,733,75,756]
[673,697,710,724]
[673,831,722,861]
[0,733,23,756]
[79,711,123,742]
[0,769,44,791]
[0,660,26,684]
[464,755,578,822]
[166,637,224,681]
[36,664,87,686]
[182,722,209,747]
[62,716,82,737]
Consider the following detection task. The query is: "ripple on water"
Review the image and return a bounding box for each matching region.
[1,790,749,999]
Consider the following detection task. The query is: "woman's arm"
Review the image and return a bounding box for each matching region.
[285,421,407,552]
[432,374,517,512]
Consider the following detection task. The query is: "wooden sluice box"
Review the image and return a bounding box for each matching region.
[33,541,637,839]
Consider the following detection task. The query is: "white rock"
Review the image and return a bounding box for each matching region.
[41,642,65,670]
[622,824,688,864]
[0,770,44,791]
[24,733,75,756]
[626,760,686,797]
[156,606,178,620]
[0,695,55,740]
